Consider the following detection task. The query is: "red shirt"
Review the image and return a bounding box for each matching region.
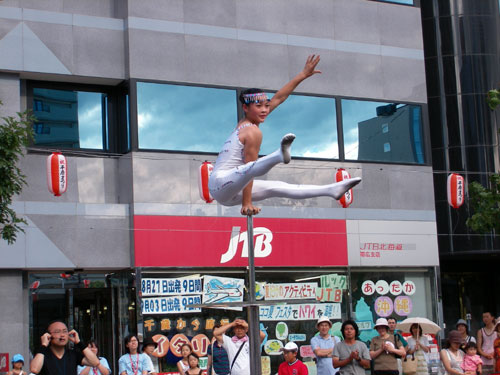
[278,359,308,375]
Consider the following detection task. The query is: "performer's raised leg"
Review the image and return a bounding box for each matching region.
[209,134,295,203]
[220,177,361,206]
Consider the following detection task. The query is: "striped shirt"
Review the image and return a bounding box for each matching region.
[207,341,230,375]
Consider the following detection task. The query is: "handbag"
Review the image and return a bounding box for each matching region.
[402,354,418,375]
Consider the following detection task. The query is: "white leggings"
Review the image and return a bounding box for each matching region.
[208,147,360,206]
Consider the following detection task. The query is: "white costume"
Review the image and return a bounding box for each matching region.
[208,123,361,206]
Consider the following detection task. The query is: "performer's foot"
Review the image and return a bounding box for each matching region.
[281,133,295,164]
[331,177,361,200]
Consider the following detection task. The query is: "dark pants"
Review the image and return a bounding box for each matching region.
[374,370,400,375]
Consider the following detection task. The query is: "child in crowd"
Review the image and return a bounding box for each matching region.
[176,344,192,375]
[184,353,202,375]
[494,319,500,373]
[461,342,483,375]
[8,354,25,375]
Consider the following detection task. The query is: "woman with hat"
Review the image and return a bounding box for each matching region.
[369,318,406,375]
[455,320,476,352]
[8,354,25,375]
[142,337,158,374]
[440,330,465,375]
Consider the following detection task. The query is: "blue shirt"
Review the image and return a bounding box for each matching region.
[118,353,151,375]
[311,335,340,375]
[78,357,111,375]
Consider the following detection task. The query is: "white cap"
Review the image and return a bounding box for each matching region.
[281,342,299,352]
[374,318,389,328]
[316,315,332,328]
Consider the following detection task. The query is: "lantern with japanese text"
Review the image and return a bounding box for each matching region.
[198,162,214,203]
[47,152,67,196]
[447,173,465,209]
[335,168,353,208]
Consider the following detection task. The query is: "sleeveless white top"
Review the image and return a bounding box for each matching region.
[210,123,256,176]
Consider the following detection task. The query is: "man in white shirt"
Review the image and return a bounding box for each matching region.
[213,318,265,375]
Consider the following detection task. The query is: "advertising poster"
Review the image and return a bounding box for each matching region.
[264,282,317,300]
[141,277,203,297]
[259,303,341,321]
[202,275,244,311]
[142,295,202,314]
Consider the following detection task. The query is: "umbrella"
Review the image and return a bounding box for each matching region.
[396,317,441,335]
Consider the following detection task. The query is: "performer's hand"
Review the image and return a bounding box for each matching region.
[302,54,321,78]
[241,204,261,216]
[68,329,80,344]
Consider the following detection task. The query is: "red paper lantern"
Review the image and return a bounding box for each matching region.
[335,168,353,208]
[30,280,40,290]
[198,162,214,203]
[447,173,465,209]
[47,152,67,196]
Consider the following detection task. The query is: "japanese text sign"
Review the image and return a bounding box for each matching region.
[141,277,203,296]
[142,295,202,314]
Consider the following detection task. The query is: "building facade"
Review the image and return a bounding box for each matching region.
[420,0,500,333]
[0,1,439,373]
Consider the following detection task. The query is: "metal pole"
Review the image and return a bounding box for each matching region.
[247,213,262,375]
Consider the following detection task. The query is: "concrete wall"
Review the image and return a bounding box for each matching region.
[0,0,426,102]
[0,272,29,370]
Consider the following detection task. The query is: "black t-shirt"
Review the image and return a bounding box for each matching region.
[40,348,84,375]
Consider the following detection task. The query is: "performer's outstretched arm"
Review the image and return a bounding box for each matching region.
[269,54,321,113]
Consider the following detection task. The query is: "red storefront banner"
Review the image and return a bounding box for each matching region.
[134,216,347,267]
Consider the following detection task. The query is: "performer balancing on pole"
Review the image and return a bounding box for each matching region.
[208,55,362,215]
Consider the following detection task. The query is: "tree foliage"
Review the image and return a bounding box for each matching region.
[0,102,35,244]
[467,174,500,233]
[486,89,500,110]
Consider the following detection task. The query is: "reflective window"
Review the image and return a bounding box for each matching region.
[375,0,413,5]
[342,99,425,164]
[137,82,238,152]
[32,88,107,149]
[260,94,338,159]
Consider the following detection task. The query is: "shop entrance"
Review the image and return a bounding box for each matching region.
[29,272,137,375]
[72,288,113,366]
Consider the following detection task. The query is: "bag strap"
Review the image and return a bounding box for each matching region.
[230,341,246,372]
[209,341,215,375]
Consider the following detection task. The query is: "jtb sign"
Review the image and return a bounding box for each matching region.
[134,216,348,267]
[220,226,273,263]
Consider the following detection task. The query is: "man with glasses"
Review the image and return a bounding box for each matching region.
[278,342,308,375]
[30,320,100,375]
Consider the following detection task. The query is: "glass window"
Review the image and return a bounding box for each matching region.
[32,88,108,149]
[139,269,348,374]
[137,82,238,152]
[375,0,414,5]
[260,94,339,159]
[342,99,425,164]
[349,269,437,346]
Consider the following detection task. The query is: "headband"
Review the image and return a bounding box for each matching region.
[242,93,269,104]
